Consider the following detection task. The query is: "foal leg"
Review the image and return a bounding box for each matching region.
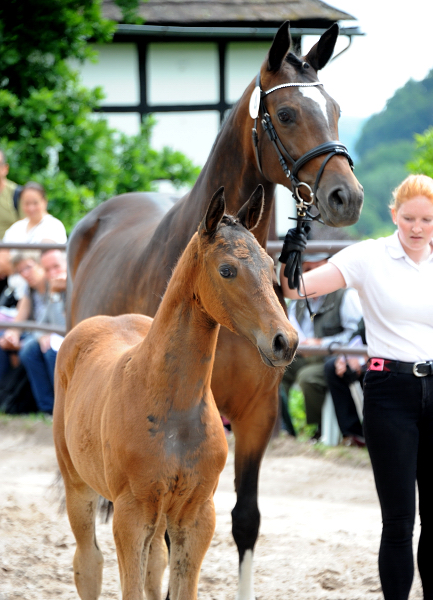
[112,494,162,600]
[167,497,216,600]
[63,475,104,599]
[145,514,168,600]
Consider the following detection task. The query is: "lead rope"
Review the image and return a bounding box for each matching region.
[293,202,317,321]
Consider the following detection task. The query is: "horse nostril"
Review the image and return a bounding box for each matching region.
[273,333,289,356]
[329,187,346,209]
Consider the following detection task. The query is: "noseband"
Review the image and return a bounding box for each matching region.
[251,72,354,217]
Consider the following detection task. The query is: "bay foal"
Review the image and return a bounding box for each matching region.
[53,185,298,600]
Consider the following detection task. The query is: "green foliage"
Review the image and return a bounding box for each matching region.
[115,0,144,24]
[0,0,200,233]
[349,141,413,237]
[287,387,317,439]
[0,1,115,96]
[408,128,433,178]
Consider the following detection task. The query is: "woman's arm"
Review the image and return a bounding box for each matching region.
[280,261,347,299]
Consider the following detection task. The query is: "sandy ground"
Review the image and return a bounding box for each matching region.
[0,419,423,600]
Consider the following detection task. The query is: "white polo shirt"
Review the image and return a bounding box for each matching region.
[329,231,433,362]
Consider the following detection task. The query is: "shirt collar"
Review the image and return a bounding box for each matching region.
[385,230,406,260]
[385,229,433,265]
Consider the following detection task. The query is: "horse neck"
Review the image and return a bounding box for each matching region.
[188,97,276,246]
[137,235,218,406]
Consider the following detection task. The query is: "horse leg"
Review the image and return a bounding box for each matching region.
[166,496,216,600]
[145,514,168,600]
[230,390,278,600]
[112,494,161,600]
[62,472,104,599]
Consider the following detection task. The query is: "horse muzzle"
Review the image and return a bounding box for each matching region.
[256,330,298,368]
[316,178,364,227]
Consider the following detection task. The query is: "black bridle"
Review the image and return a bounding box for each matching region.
[250,71,355,317]
[251,71,354,221]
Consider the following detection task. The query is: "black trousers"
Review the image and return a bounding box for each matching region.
[324,356,364,438]
[363,369,433,600]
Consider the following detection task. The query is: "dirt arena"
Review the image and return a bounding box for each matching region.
[0,419,423,599]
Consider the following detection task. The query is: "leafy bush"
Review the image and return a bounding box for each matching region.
[287,387,317,439]
[408,127,433,178]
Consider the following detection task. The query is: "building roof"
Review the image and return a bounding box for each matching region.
[102,0,355,26]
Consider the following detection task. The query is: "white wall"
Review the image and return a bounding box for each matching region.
[77,43,140,105]
[226,42,269,103]
[150,111,220,167]
[147,43,219,105]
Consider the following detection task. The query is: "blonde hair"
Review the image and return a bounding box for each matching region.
[390,174,433,212]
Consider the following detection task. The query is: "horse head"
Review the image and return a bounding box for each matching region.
[197,185,298,367]
[249,22,363,227]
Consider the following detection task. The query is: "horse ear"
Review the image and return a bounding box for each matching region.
[200,186,226,236]
[236,185,264,231]
[304,23,339,72]
[267,21,291,72]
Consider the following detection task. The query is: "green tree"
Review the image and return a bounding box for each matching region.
[356,70,433,159]
[349,141,412,237]
[0,0,199,232]
[408,128,433,178]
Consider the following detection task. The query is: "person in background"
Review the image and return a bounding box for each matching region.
[3,181,66,244]
[0,251,48,380]
[324,319,367,447]
[280,174,433,600]
[280,252,362,439]
[0,148,22,239]
[19,248,66,415]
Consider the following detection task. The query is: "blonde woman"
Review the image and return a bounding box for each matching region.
[280,174,433,600]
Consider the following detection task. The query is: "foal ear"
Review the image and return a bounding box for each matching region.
[236,185,264,231]
[304,23,339,72]
[200,186,226,236]
[267,21,291,72]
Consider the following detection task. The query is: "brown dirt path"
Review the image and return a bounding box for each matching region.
[0,420,423,599]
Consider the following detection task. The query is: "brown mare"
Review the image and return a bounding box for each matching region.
[54,186,298,600]
[66,22,363,599]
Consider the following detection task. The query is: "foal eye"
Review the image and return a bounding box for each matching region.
[219,265,237,278]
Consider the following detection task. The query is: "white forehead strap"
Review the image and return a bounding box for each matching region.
[263,81,323,96]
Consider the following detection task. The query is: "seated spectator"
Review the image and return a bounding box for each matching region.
[19,248,66,415]
[1,181,66,306]
[0,251,49,381]
[280,252,362,440]
[3,181,67,244]
[324,320,367,447]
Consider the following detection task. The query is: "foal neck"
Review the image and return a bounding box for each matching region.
[137,234,219,403]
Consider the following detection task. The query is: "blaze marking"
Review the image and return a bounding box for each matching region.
[299,86,329,127]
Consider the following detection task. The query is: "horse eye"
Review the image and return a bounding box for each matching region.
[219,265,237,278]
[278,111,293,123]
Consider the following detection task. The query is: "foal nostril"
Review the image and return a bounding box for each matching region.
[273,333,289,357]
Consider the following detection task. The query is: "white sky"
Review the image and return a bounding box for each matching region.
[307,0,433,119]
